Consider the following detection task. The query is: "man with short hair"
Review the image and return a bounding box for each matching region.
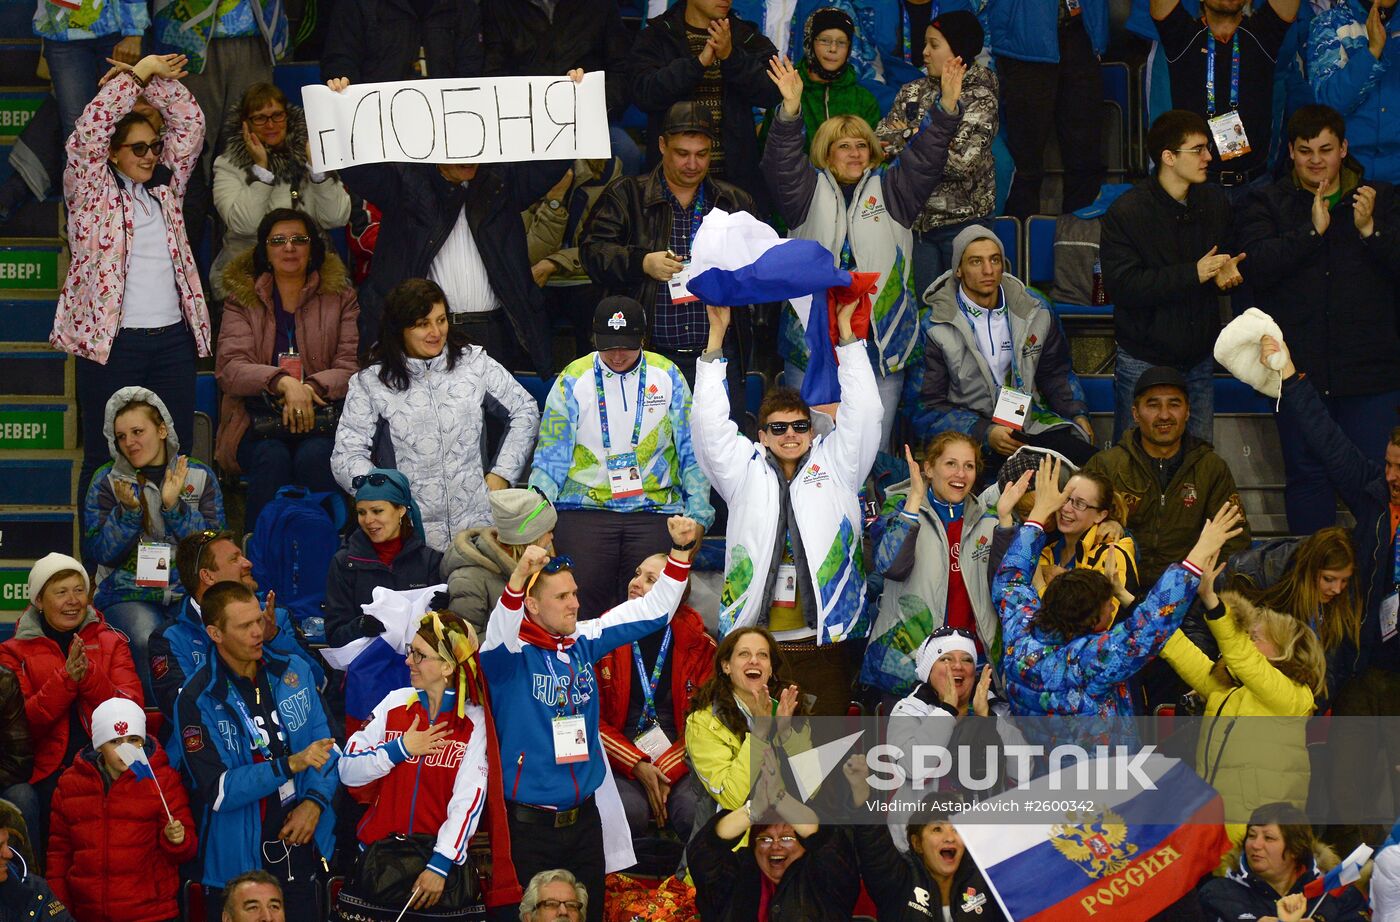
[1083,366,1252,588]
[1309,0,1400,183]
[149,530,324,721]
[692,299,881,715]
[221,870,285,922]
[530,297,714,619]
[1237,103,1400,534]
[628,0,780,209]
[1152,0,1299,194]
[518,869,588,921]
[909,225,1094,477]
[1100,109,1247,442]
[174,581,338,920]
[480,518,701,922]
[582,102,758,396]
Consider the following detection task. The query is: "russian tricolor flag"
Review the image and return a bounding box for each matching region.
[117,741,173,822]
[686,209,874,406]
[955,755,1230,921]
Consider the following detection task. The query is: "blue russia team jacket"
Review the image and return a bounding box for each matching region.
[479,554,692,810]
[174,647,339,888]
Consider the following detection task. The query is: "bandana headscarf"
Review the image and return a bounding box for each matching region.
[355,468,425,537]
[418,602,522,907]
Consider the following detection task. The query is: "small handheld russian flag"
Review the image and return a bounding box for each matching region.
[116,742,173,823]
[1303,842,1373,901]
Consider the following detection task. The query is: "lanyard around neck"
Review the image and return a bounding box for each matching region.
[631,627,674,735]
[1205,29,1241,117]
[594,354,647,453]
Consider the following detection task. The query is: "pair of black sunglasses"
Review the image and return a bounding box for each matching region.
[117,139,165,158]
[352,472,392,490]
[762,420,812,435]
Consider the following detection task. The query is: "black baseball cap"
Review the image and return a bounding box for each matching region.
[593,296,647,350]
[661,101,717,140]
[1132,366,1190,401]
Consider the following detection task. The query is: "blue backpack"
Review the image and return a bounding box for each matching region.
[248,486,346,626]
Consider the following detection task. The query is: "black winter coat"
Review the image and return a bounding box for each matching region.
[854,823,1007,922]
[689,812,861,922]
[628,2,780,213]
[324,529,445,649]
[0,665,32,789]
[1100,178,1234,366]
[581,168,755,318]
[1198,858,1368,921]
[1279,373,1398,677]
[481,0,632,117]
[320,0,482,85]
[339,159,567,374]
[0,862,74,922]
[1237,172,1400,397]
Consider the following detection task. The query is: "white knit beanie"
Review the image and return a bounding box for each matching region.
[27,553,89,608]
[91,697,146,749]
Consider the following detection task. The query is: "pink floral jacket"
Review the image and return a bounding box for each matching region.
[51,72,211,364]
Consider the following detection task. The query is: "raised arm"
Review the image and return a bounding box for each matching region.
[759,56,820,228]
[690,307,762,502]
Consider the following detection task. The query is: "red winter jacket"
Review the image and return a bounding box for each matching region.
[47,742,198,922]
[597,604,715,783]
[0,605,143,782]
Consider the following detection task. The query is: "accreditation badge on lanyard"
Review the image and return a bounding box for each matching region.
[597,356,648,499]
[1205,31,1251,160]
[631,628,674,760]
[227,681,297,804]
[1382,527,1400,642]
[136,541,173,589]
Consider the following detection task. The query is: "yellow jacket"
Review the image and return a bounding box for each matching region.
[1035,527,1139,623]
[1160,597,1315,843]
[685,705,815,811]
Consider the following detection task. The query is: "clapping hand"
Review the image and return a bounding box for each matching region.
[1213,253,1246,291]
[65,636,89,683]
[939,56,967,114]
[972,665,994,717]
[160,455,189,511]
[903,444,926,515]
[775,683,800,718]
[1354,185,1378,238]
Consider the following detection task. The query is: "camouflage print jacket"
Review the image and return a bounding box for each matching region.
[876,63,999,232]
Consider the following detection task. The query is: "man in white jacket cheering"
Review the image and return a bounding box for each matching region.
[692,300,883,715]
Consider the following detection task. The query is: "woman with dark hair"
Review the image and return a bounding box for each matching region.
[1198,802,1368,921]
[331,278,540,551]
[338,606,521,915]
[53,53,209,507]
[993,454,1244,717]
[1228,526,1363,704]
[210,82,351,299]
[215,207,359,529]
[685,627,805,824]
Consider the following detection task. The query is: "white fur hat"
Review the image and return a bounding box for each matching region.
[913,629,979,685]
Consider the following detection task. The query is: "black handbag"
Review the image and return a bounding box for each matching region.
[346,833,480,913]
[246,392,342,440]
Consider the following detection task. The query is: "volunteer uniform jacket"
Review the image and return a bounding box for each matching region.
[762,100,959,377]
[479,553,692,809]
[862,481,1001,697]
[148,593,324,723]
[0,859,74,922]
[0,605,142,783]
[47,743,199,922]
[909,273,1088,448]
[174,647,338,888]
[528,351,714,528]
[340,687,488,877]
[853,823,1008,922]
[595,603,714,784]
[691,339,883,646]
[993,523,1203,717]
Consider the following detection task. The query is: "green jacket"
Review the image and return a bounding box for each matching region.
[1082,430,1251,585]
[759,58,881,154]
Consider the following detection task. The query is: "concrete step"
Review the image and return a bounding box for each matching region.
[0,346,72,398]
[0,506,78,561]
[0,87,44,140]
[0,40,41,86]
[0,240,64,290]
[0,452,78,505]
[0,401,75,450]
[0,293,57,343]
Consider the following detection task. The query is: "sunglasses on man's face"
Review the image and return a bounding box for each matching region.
[352,472,392,490]
[762,420,812,436]
[118,139,165,158]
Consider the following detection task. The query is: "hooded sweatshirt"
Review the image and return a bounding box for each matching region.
[81,386,225,610]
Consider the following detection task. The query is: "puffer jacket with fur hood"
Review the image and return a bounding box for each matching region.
[441,527,517,632]
[81,386,226,609]
[210,104,352,298]
[214,249,360,471]
[0,606,142,782]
